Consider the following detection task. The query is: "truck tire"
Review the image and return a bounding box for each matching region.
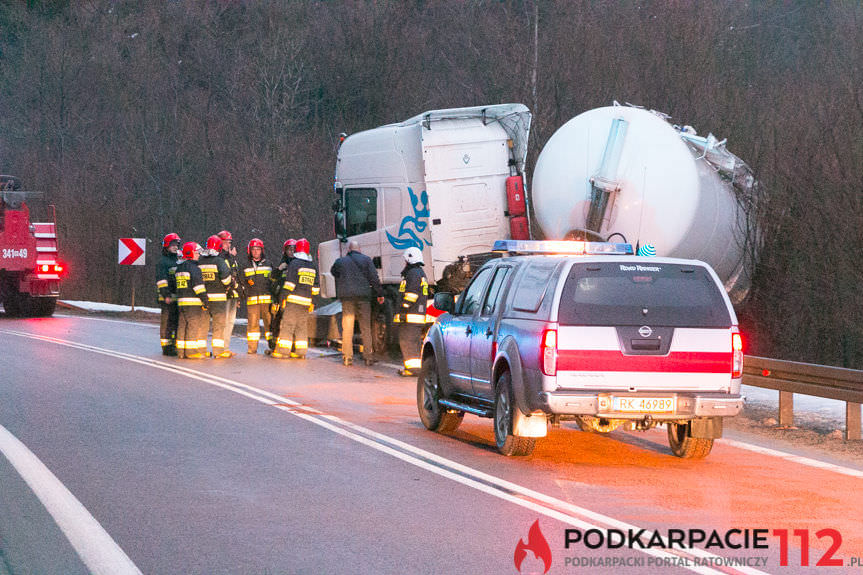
[494,371,535,457]
[667,422,714,459]
[2,290,25,317]
[417,355,463,433]
[28,298,57,317]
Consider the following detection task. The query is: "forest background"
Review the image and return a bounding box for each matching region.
[0,1,860,368]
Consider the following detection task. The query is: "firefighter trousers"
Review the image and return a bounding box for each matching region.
[160,301,179,354]
[178,306,208,358]
[276,304,309,357]
[398,322,424,371]
[341,298,372,360]
[207,300,229,355]
[224,298,238,345]
[246,302,272,353]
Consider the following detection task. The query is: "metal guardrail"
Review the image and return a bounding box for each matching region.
[742,356,863,440]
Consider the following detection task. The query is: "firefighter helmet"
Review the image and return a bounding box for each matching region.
[206,235,222,253]
[182,241,201,260]
[295,238,310,257]
[284,238,297,251]
[217,230,233,241]
[163,233,181,248]
[247,238,265,258]
[403,246,424,265]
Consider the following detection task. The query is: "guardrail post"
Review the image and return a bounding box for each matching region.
[847,402,861,441]
[778,391,794,426]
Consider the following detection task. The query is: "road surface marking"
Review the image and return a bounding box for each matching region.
[718,438,863,478]
[0,425,143,575]
[1,328,777,574]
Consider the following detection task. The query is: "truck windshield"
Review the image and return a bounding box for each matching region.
[558,262,732,327]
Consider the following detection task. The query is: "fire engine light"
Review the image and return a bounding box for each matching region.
[41,264,49,272]
[492,239,633,255]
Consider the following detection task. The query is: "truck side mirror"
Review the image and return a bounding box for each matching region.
[433,292,455,314]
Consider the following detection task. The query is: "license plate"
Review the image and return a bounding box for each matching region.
[611,397,676,413]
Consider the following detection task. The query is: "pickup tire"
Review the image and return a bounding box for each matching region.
[667,422,714,459]
[494,371,535,456]
[417,355,463,433]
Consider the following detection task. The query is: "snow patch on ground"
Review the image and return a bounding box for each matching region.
[742,384,850,431]
[61,300,161,314]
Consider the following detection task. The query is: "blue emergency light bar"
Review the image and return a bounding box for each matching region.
[492,239,634,255]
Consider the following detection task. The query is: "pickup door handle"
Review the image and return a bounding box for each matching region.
[465,326,472,335]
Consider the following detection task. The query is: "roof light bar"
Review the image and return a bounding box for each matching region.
[492,239,634,255]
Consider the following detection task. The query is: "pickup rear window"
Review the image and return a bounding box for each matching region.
[558,262,732,327]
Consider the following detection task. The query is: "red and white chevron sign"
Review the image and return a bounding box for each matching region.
[118,238,146,266]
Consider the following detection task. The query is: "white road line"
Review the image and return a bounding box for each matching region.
[718,438,863,478]
[0,425,143,575]
[1,329,773,575]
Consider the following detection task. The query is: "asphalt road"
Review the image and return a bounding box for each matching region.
[1,314,862,575]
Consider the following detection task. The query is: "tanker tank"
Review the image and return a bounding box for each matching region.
[531,104,757,302]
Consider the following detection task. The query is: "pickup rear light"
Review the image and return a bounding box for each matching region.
[541,328,557,376]
[731,328,743,378]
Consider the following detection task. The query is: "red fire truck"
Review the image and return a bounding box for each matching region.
[0,175,63,317]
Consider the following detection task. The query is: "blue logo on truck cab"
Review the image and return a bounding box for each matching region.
[386,187,432,251]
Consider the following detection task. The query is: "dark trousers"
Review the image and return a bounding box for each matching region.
[160,301,179,352]
[246,302,272,352]
[207,300,229,355]
[399,323,424,371]
[277,304,309,357]
[269,304,285,351]
[224,298,238,344]
[341,298,372,359]
[178,306,208,358]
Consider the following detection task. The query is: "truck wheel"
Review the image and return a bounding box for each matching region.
[417,355,463,433]
[2,291,25,317]
[28,298,57,317]
[667,422,714,459]
[494,371,535,456]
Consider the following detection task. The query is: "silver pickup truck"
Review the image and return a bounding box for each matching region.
[417,240,743,459]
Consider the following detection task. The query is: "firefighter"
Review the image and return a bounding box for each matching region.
[267,239,297,353]
[217,230,241,346]
[395,246,428,376]
[243,238,273,354]
[175,242,210,359]
[156,233,181,356]
[199,235,234,358]
[273,238,319,359]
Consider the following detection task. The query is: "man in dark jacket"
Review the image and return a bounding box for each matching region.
[331,240,384,366]
[156,233,181,356]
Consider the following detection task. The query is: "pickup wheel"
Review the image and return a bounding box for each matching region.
[494,371,535,457]
[417,355,463,433]
[667,422,714,459]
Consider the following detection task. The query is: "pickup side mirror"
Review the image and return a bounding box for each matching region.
[433,292,455,315]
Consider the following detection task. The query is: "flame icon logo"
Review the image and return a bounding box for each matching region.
[514,520,552,574]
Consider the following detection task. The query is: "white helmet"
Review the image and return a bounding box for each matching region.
[403,246,424,265]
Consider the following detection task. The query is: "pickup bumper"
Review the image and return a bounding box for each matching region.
[537,391,743,419]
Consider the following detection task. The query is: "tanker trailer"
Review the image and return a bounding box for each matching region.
[531,104,757,302]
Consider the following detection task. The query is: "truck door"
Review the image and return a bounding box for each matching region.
[469,265,512,398]
[441,266,492,394]
[343,187,382,261]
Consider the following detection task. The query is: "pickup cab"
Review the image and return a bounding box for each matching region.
[417,240,743,459]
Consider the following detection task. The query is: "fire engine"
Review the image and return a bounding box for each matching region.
[0,175,63,317]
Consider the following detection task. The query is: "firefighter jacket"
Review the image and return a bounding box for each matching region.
[396,263,428,324]
[221,250,241,299]
[198,254,233,302]
[281,255,320,310]
[156,250,179,302]
[271,254,295,302]
[243,258,273,305]
[175,260,210,308]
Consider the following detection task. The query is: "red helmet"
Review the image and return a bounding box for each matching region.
[182,241,200,260]
[217,230,233,241]
[284,238,297,250]
[247,238,265,258]
[206,235,222,252]
[163,233,181,248]
[295,238,310,256]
